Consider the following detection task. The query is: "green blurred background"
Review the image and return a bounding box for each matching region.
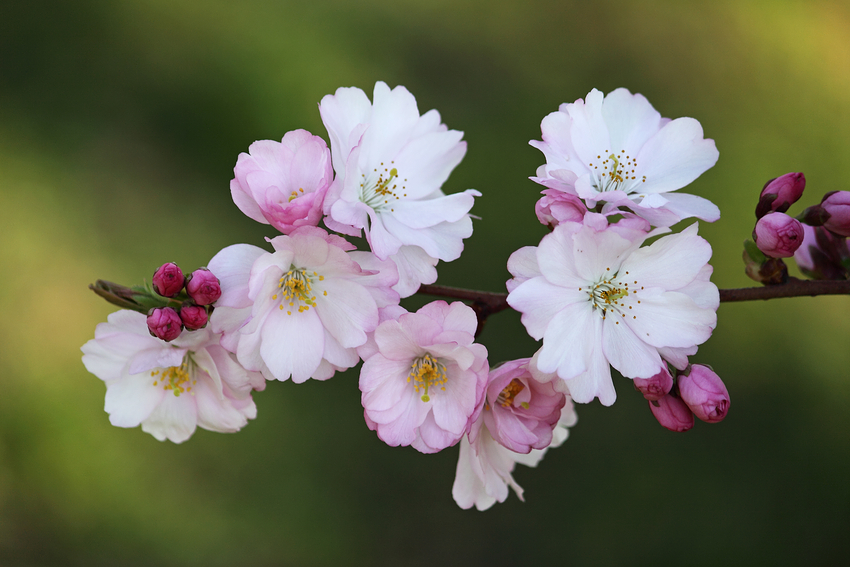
[1,0,849,565]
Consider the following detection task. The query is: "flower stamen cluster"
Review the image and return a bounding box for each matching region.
[408,353,447,402]
[275,267,323,314]
[588,150,646,193]
[150,356,197,396]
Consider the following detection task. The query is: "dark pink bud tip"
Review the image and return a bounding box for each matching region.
[756,172,805,218]
[146,307,183,342]
[678,365,730,423]
[179,304,209,330]
[152,262,185,297]
[186,268,222,306]
[649,394,694,432]
[634,366,674,401]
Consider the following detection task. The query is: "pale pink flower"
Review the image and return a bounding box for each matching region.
[480,358,565,453]
[531,88,720,227]
[230,129,332,234]
[208,227,396,383]
[319,81,479,297]
[452,399,577,511]
[359,301,488,453]
[507,217,718,406]
[81,310,264,443]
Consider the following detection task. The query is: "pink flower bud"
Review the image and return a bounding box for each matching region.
[535,189,587,228]
[753,212,804,258]
[649,394,694,432]
[755,172,805,218]
[821,191,850,237]
[633,366,674,401]
[677,365,729,423]
[152,263,185,297]
[185,268,221,306]
[146,307,183,341]
[179,304,209,330]
[794,224,849,280]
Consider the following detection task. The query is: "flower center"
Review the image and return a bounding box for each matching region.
[496,378,529,409]
[359,161,407,213]
[288,187,305,202]
[151,355,196,397]
[588,149,646,195]
[272,267,325,315]
[407,353,447,402]
[584,268,644,324]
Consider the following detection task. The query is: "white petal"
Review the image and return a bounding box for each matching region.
[601,88,663,156]
[141,393,198,443]
[636,117,719,195]
[259,308,324,381]
[208,244,267,309]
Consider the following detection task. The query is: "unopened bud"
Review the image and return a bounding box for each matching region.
[146,307,183,341]
[179,304,209,330]
[755,172,805,218]
[152,263,185,297]
[185,268,221,306]
[821,191,850,237]
[649,394,694,432]
[633,366,674,401]
[799,204,830,227]
[677,365,730,423]
[535,189,587,228]
[753,212,804,258]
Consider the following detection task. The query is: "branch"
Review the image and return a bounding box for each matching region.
[718,277,850,302]
[417,278,850,335]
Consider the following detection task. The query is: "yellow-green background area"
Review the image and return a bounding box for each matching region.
[1,0,848,565]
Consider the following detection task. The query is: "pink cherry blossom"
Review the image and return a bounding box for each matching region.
[230,129,332,234]
[452,399,577,510]
[480,358,565,453]
[81,310,265,443]
[359,301,489,453]
[507,217,718,406]
[319,82,480,297]
[208,227,397,383]
[755,172,805,218]
[531,88,720,227]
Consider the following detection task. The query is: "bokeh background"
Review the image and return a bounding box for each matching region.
[1,0,849,565]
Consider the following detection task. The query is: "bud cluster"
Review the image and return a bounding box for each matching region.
[639,364,730,432]
[746,172,850,284]
[147,263,222,341]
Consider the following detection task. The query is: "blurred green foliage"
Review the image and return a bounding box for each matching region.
[1,0,849,565]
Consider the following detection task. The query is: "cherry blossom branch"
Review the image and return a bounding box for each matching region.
[418,278,850,335]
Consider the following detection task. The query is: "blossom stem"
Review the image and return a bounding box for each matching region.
[418,278,850,334]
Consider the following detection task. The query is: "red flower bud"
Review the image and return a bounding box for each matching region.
[633,366,674,401]
[179,304,209,330]
[185,268,222,306]
[649,394,694,432]
[152,263,185,297]
[146,307,183,341]
[755,172,805,218]
[677,365,730,423]
[753,212,804,258]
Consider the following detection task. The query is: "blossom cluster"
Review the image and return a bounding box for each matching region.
[82,84,730,510]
